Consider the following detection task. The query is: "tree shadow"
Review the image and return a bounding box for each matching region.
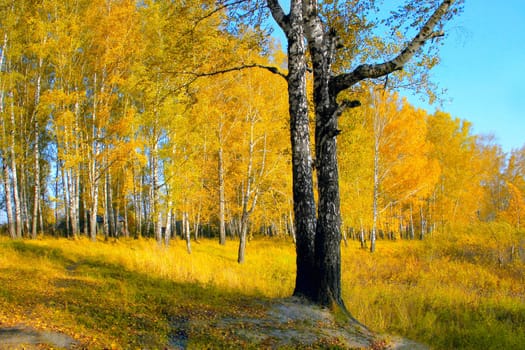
[1,240,268,348]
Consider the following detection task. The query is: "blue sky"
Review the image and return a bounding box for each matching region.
[272,1,525,153]
[409,0,525,153]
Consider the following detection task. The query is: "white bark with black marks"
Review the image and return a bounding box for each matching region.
[266,0,457,306]
[268,0,318,300]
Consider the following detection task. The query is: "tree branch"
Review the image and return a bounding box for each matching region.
[331,0,454,95]
[169,63,287,80]
[188,0,247,31]
[333,99,361,119]
[266,0,290,35]
[155,63,287,102]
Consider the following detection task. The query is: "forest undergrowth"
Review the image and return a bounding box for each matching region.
[0,223,523,349]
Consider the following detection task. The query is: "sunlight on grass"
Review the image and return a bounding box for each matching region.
[42,237,297,298]
[342,227,525,349]
[0,226,523,349]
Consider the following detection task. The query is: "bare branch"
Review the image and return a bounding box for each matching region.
[174,0,246,32]
[331,0,455,95]
[266,0,290,35]
[169,63,287,80]
[430,30,445,39]
[155,63,287,103]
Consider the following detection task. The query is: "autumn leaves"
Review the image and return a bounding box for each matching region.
[0,0,522,252]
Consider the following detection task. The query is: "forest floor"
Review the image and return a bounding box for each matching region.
[0,224,523,349]
[0,297,426,349]
[0,237,425,350]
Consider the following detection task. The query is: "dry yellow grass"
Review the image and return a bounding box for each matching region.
[342,225,525,349]
[32,237,297,297]
[0,224,523,349]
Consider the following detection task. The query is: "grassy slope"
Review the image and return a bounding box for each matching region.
[0,227,523,349]
[343,227,525,349]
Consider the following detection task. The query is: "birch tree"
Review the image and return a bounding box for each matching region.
[265,0,462,306]
[0,27,16,239]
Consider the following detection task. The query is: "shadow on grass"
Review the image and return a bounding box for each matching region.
[4,240,523,349]
[1,240,267,348]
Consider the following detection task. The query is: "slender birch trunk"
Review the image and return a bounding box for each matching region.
[165,200,173,246]
[62,166,71,236]
[31,105,41,237]
[123,198,129,238]
[183,211,191,253]
[237,120,265,263]
[1,161,15,239]
[371,102,381,253]
[0,37,15,238]
[194,204,201,241]
[359,219,366,249]
[9,90,22,238]
[89,73,100,241]
[31,54,44,239]
[410,204,415,240]
[237,122,255,263]
[218,143,226,245]
[103,170,110,239]
[132,165,141,238]
[143,174,151,236]
[420,206,426,240]
[21,160,30,235]
[152,141,163,245]
[71,169,80,237]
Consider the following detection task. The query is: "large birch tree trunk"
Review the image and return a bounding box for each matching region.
[267,0,456,307]
[268,0,318,300]
[307,24,346,306]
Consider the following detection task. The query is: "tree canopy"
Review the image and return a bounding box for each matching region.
[0,0,522,307]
